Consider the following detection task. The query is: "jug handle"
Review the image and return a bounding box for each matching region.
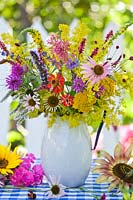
[92,110,106,150]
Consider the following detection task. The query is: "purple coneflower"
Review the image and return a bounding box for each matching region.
[81,56,112,85]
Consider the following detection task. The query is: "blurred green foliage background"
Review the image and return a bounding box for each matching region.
[0,0,132,64]
[0,0,132,35]
[0,0,132,148]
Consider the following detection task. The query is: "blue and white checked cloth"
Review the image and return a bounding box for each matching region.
[0,159,123,200]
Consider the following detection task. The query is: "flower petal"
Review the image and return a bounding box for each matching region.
[95,159,110,165]
[125,144,133,162]
[88,56,97,66]
[108,179,119,191]
[96,175,109,183]
[101,150,114,163]
[114,142,124,159]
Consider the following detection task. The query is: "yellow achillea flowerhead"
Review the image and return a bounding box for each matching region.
[58,24,70,41]
[100,77,116,98]
[73,90,96,112]
[0,144,22,175]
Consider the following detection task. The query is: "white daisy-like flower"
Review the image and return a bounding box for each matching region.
[81,56,112,85]
[46,175,66,199]
[23,93,40,111]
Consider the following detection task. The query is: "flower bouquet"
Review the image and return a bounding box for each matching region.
[0,21,133,192]
[0,22,132,129]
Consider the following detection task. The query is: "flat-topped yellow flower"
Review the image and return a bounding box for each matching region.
[0,144,22,175]
[73,90,96,112]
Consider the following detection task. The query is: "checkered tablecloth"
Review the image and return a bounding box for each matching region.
[0,159,123,200]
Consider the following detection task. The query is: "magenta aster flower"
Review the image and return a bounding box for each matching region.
[11,63,23,76]
[6,74,22,90]
[81,56,112,85]
[72,77,85,93]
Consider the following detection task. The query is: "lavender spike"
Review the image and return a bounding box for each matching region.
[30,51,48,85]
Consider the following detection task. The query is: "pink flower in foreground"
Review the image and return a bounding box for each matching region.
[10,153,44,187]
[10,167,34,187]
[32,165,44,185]
[81,57,112,85]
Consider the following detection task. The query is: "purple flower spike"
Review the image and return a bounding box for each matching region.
[72,77,85,93]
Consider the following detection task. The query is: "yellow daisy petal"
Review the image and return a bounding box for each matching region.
[0,144,22,175]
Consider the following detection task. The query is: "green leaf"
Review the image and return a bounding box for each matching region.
[65,81,72,86]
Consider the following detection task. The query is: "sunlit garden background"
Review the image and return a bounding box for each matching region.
[0,0,133,156]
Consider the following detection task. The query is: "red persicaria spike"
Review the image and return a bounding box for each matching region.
[78,38,86,54]
[0,41,9,53]
[90,47,99,58]
[105,30,113,42]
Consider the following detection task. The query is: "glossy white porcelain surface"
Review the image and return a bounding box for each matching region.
[41,118,92,187]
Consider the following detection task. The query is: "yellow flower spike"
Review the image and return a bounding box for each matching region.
[58,24,70,41]
[70,22,90,56]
